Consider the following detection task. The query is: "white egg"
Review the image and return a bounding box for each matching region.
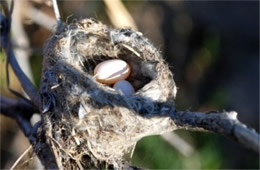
[113,80,135,95]
[94,59,130,85]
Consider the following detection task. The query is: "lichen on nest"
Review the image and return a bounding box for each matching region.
[40,18,177,169]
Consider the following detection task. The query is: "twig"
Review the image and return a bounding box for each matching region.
[1,3,57,168]
[104,0,137,30]
[0,96,58,169]
[161,132,194,157]
[10,145,33,170]
[26,6,56,32]
[0,96,38,136]
[170,110,260,154]
[0,96,38,120]
[6,45,41,107]
[11,0,34,89]
[1,0,41,108]
[51,0,62,27]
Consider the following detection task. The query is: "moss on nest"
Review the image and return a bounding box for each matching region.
[40,18,177,169]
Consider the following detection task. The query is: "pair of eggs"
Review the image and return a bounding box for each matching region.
[94,59,135,95]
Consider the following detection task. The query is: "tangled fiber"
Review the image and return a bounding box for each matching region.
[40,18,177,169]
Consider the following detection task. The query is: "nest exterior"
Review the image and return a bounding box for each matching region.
[40,18,177,169]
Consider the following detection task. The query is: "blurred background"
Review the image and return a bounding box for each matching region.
[0,0,259,169]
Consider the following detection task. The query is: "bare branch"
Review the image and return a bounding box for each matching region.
[0,96,58,169]
[51,0,62,27]
[11,0,34,91]
[0,1,41,108]
[10,145,33,170]
[0,96,38,136]
[104,0,137,30]
[161,132,194,157]
[26,6,56,32]
[170,110,260,154]
[6,47,41,107]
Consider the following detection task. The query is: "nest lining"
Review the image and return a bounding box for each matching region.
[40,18,177,169]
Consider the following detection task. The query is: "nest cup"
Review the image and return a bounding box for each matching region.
[41,18,177,168]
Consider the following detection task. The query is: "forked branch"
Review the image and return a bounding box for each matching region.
[0,0,41,107]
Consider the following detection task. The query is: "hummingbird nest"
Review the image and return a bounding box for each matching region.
[40,18,177,169]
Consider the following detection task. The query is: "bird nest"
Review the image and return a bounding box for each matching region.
[40,18,177,169]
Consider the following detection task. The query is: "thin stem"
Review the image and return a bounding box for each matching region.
[52,0,62,27]
[10,145,33,170]
[6,44,41,107]
[1,0,41,108]
[26,6,56,32]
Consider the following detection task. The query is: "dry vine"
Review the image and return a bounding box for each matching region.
[0,1,259,169]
